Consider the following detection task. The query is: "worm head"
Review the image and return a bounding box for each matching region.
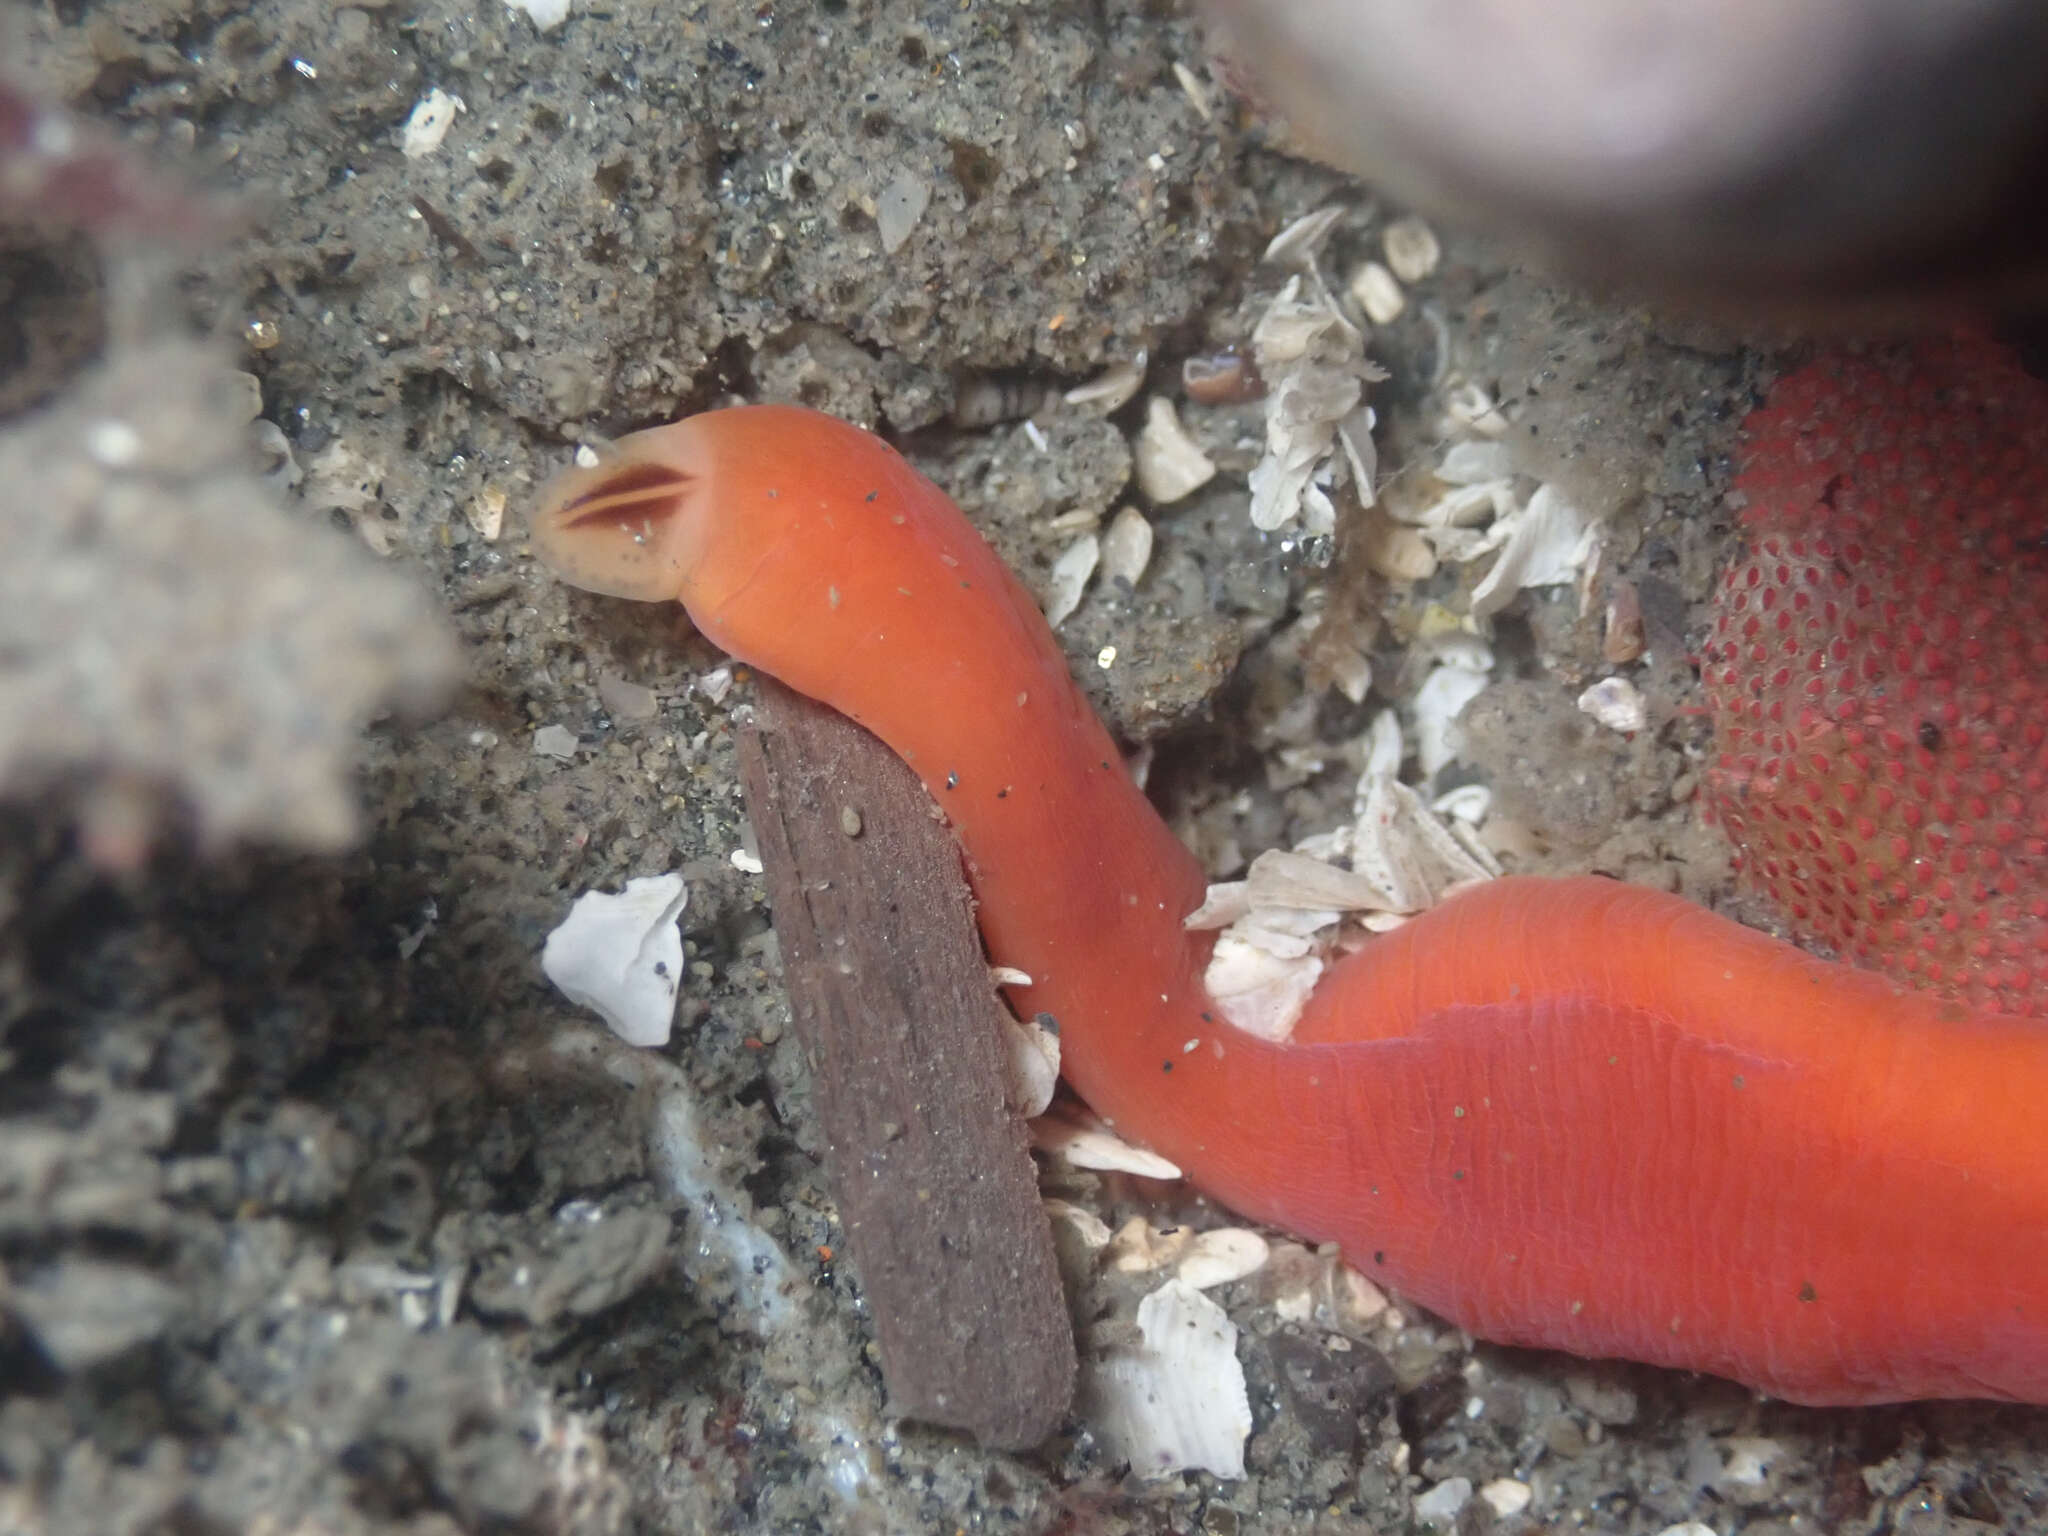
[529,424,708,602]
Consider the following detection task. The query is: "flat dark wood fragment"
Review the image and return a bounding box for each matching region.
[736,677,1075,1451]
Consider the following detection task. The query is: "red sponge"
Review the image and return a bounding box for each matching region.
[1704,338,2048,1013]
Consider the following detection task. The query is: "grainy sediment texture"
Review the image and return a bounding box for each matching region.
[3,1,2045,1533]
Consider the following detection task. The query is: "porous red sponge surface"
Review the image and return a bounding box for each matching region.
[1703,338,2048,1014]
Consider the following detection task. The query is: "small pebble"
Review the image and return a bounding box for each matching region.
[1382,215,1442,282]
[1603,579,1646,663]
[1577,676,1647,734]
[1413,1476,1472,1528]
[597,672,659,723]
[1099,506,1154,588]
[1044,533,1100,627]
[1479,1477,1532,1517]
[1349,260,1405,324]
[85,419,142,468]
[1181,348,1264,405]
[839,805,863,837]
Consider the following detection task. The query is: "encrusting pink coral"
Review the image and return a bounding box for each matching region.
[1705,338,2048,1013]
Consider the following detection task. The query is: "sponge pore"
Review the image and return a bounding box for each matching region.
[1703,338,2048,1014]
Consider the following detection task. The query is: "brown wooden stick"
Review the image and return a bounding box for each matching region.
[735,676,1075,1451]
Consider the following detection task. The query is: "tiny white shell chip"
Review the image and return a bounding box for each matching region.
[1261,204,1346,270]
[401,89,462,159]
[1030,1108,1183,1180]
[1043,533,1099,628]
[1578,676,1648,733]
[542,874,689,1048]
[697,666,735,705]
[1412,663,1490,777]
[1084,1279,1252,1480]
[1470,483,1599,618]
[1178,1228,1270,1290]
[1065,351,1148,413]
[876,169,931,255]
[999,1011,1060,1118]
[1134,396,1216,504]
[531,724,579,761]
[1432,784,1493,825]
[1720,1436,1786,1487]
[729,848,764,875]
[505,0,573,27]
[1381,216,1442,283]
[1204,929,1324,1042]
[468,486,507,541]
[1099,506,1154,588]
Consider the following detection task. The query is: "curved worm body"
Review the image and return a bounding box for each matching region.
[532,404,2048,1405]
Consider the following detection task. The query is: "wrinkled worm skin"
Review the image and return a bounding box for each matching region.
[532,404,2048,1405]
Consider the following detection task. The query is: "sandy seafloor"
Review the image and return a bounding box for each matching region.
[5,0,2048,1532]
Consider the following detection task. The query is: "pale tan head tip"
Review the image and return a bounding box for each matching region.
[529,428,704,602]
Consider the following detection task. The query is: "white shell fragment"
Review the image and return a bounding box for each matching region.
[505,0,573,27]
[1246,270,1387,534]
[1203,918,1328,1042]
[1178,1228,1270,1290]
[1579,675,1648,733]
[1381,216,1443,283]
[468,486,507,541]
[542,874,690,1048]
[531,723,579,761]
[1469,483,1600,618]
[400,89,462,159]
[1099,506,1154,589]
[1194,711,1496,1042]
[1084,1280,1252,1480]
[1349,773,1499,911]
[1043,533,1100,628]
[1108,1216,1191,1273]
[1134,397,1216,504]
[1261,204,1345,270]
[875,169,930,255]
[1065,350,1148,414]
[1031,1107,1183,1180]
[998,1011,1060,1118]
[1412,659,1490,777]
